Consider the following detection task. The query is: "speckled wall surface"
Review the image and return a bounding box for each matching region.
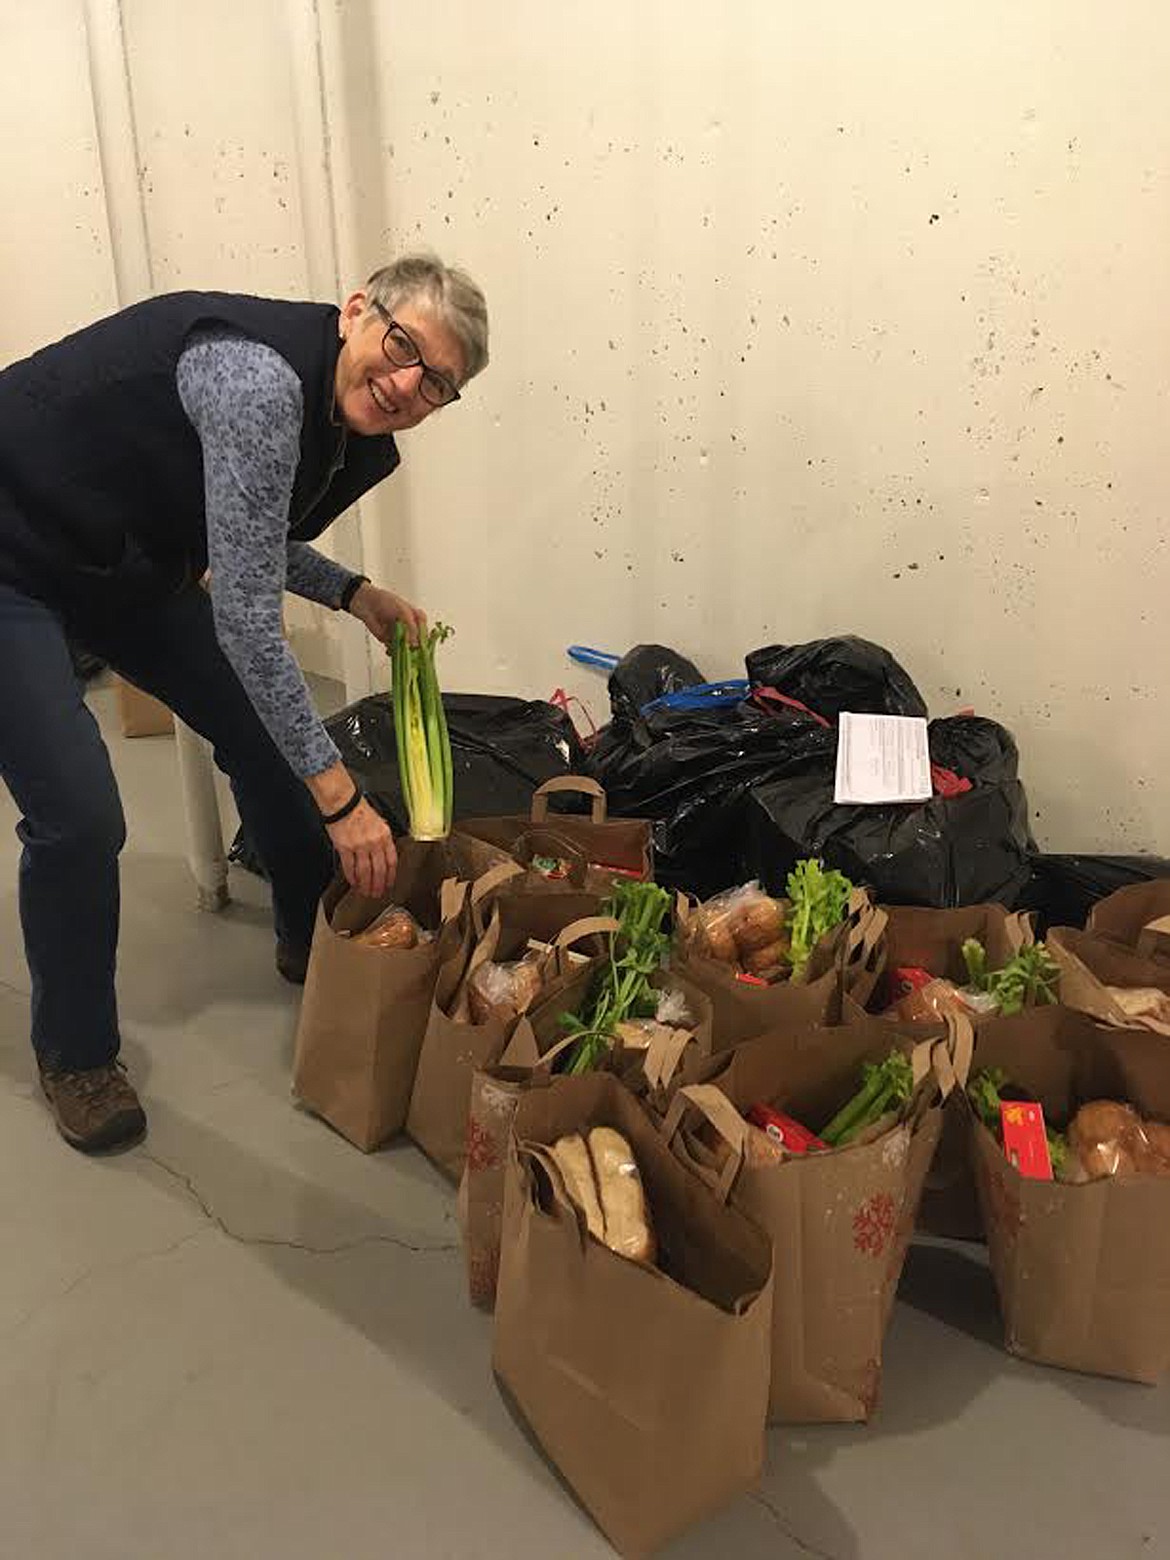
[351,1,1170,852]
[3,2,1169,851]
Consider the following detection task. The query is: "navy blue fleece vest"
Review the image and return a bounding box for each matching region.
[0,291,399,613]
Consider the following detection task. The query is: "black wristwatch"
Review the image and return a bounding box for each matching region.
[321,786,364,825]
[339,575,369,613]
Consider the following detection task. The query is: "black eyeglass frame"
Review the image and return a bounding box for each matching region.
[369,300,461,408]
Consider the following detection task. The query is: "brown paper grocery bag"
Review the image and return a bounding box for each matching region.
[665,1015,952,1423]
[515,962,715,1106]
[454,774,653,893]
[672,887,885,1051]
[1048,926,1170,1035]
[877,902,1033,1016]
[868,903,1033,1237]
[458,1031,576,1309]
[291,842,465,1151]
[966,1007,1170,1382]
[1087,878,1170,960]
[460,968,714,1310]
[493,1073,773,1558]
[406,889,615,1182]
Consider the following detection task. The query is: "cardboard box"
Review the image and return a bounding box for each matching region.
[114,676,174,738]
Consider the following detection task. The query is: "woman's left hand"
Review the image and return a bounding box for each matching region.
[347,582,428,646]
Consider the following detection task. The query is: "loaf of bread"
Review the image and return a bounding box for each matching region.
[467,956,545,1024]
[550,1127,656,1265]
[354,906,419,949]
[551,1134,605,1242]
[589,1127,657,1265]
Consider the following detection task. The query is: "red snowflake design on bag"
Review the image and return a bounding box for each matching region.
[465,1116,499,1174]
[852,1192,897,1258]
[467,1247,500,1309]
[858,1357,882,1420]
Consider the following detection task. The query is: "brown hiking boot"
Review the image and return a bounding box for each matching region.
[40,1062,147,1153]
[275,940,309,986]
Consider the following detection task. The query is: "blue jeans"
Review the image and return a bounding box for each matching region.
[0,580,334,1071]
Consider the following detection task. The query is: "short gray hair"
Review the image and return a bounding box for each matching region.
[364,253,489,383]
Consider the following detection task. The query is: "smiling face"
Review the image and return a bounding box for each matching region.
[333,291,467,436]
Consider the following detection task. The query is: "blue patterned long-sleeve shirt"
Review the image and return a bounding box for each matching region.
[176,327,361,778]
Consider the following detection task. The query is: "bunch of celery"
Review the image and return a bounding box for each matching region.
[962,940,1059,1016]
[392,620,453,840]
[820,1050,916,1147]
[562,881,673,1075]
[787,859,853,979]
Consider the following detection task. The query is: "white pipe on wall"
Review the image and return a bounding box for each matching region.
[83,0,230,911]
[286,0,374,705]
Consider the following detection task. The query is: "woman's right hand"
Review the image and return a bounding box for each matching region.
[327,797,398,899]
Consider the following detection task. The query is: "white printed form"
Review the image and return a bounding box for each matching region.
[834,712,933,805]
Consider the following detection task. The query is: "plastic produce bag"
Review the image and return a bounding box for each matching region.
[352,905,431,950]
[745,716,1034,909]
[466,954,545,1025]
[745,635,927,722]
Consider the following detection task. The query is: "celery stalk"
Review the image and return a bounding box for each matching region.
[392,622,414,823]
[391,620,454,840]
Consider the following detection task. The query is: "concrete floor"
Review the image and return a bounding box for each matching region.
[0,683,1165,1560]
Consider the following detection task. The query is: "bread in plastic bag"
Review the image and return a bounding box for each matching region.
[1065,1100,1170,1181]
[893,977,998,1026]
[692,882,789,977]
[467,955,545,1025]
[352,905,428,950]
[550,1128,657,1265]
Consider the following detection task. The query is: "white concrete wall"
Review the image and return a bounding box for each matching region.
[3,0,1169,852]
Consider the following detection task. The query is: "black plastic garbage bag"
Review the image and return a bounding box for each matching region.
[1018,854,1170,935]
[744,715,1033,908]
[745,635,927,721]
[329,691,585,831]
[229,692,584,878]
[587,700,834,898]
[607,643,706,719]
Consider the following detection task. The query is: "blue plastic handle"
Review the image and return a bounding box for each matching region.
[641,679,750,714]
[567,645,621,671]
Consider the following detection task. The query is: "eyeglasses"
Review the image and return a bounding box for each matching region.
[370,301,461,408]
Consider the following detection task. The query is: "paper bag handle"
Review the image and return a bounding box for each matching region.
[932,1010,975,1098]
[552,914,620,950]
[545,914,619,981]
[451,904,505,1018]
[439,877,468,923]
[470,859,524,907]
[523,1141,591,1252]
[1004,910,1036,955]
[469,860,528,940]
[661,1083,746,1205]
[845,898,887,958]
[673,890,698,935]
[531,775,607,824]
[498,1023,580,1073]
[641,1025,695,1092]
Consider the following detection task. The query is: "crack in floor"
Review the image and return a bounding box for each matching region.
[0,1229,210,1342]
[141,1150,460,1257]
[750,1492,841,1560]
